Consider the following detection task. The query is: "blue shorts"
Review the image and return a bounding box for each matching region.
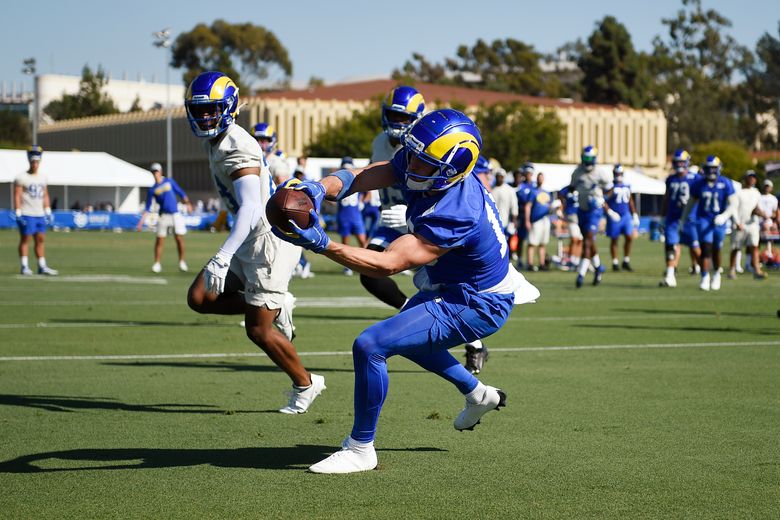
[664,218,681,246]
[606,213,633,239]
[369,225,404,249]
[697,219,726,249]
[337,212,365,238]
[18,215,47,236]
[577,208,603,235]
[681,220,700,248]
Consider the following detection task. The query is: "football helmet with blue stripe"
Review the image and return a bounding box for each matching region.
[382,86,425,140]
[184,71,239,138]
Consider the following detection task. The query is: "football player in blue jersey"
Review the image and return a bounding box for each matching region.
[524,171,552,271]
[272,109,539,473]
[660,150,700,287]
[682,156,737,291]
[569,146,615,288]
[137,162,192,273]
[606,164,639,272]
[335,156,368,275]
[557,185,582,269]
[514,162,535,269]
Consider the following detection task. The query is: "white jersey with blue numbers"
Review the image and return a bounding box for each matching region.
[206,124,274,236]
[371,132,406,210]
[390,152,510,292]
[570,165,612,211]
[15,171,48,216]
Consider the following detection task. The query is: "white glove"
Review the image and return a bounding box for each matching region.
[204,250,232,295]
[607,209,621,223]
[505,222,517,236]
[380,204,407,228]
[632,213,640,227]
[713,213,729,226]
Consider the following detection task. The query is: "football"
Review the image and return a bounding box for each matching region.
[266,188,314,233]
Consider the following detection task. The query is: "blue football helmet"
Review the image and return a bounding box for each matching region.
[613,163,624,181]
[340,156,354,169]
[253,122,278,151]
[581,145,598,170]
[703,155,722,181]
[520,161,536,178]
[184,71,239,138]
[473,155,491,175]
[401,108,482,192]
[27,145,43,162]
[672,148,690,174]
[382,86,425,140]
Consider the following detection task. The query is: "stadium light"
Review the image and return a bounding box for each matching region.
[21,57,37,145]
[153,29,173,179]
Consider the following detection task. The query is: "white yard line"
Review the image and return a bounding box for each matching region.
[11,275,168,285]
[0,340,777,362]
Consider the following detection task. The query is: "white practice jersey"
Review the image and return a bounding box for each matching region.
[205,124,274,238]
[266,152,290,183]
[570,165,612,211]
[15,171,48,216]
[735,187,761,226]
[491,183,519,228]
[758,194,778,224]
[371,132,405,209]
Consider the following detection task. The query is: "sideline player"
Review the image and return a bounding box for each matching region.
[682,156,737,291]
[273,109,540,473]
[336,156,368,275]
[136,162,192,273]
[183,71,324,413]
[253,123,291,185]
[729,171,766,279]
[606,164,639,271]
[660,150,699,287]
[524,171,552,271]
[557,184,582,269]
[569,146,614,288]
[14,145,58,276]
[514,163,535,269]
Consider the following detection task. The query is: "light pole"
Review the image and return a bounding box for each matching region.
[153,29,173,179]
[22,57,37,145]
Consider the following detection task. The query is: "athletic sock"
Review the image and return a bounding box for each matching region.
[623,256,630,264]
[465,382,487,404]
[38,257,47,269]
[577,258,591,277]
[592,255,601,268]
[20,256,29,268]
[613,258,619,266]
[666,266,675,278]
[466,339,483,350]
[735,250,742,269]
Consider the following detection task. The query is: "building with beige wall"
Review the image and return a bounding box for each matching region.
[37,78,666,200]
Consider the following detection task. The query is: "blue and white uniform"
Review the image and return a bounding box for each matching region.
[145,177,188,237]
[527,186,552,246]
[606,181,634,238]
[362,190,381,238]
[692,175,735,249]
[14,171,48,236]
[570,165,612,234]
[558,186,582,240]
[337,192,366,237]
[368,132,406,248]
[664,171,699,247]
[349,152,529,443]
[515,181,533,239]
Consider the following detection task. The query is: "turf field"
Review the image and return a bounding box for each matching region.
[0,229,778,519]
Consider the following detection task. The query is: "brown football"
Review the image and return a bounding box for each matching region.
[266,188,314,233]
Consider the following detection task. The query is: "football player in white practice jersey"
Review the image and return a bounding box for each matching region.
[253,123,291,185]
[184,71,324,414]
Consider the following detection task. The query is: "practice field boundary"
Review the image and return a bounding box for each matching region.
[11,274,168,285]
[1,340,778,362]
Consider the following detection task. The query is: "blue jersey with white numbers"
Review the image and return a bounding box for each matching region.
[558,186,579,216]
[692,175,735,221]
[607,182,632,216]
[665,172,697,221]
[528,187,552,222]
[390,152,509,291]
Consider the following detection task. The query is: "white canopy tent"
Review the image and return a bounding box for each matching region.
[527,163,667,195]
[0,149,154,212]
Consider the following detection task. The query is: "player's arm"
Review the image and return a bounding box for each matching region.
[524,201,532,230]
[323,161,396,197]
[42,185,52,223]
[13,184,22,217]
[323,232,448,277]
[660,191,669,217]
[680,195,699,223]
[172,179,192,212]
[137,188,154,230]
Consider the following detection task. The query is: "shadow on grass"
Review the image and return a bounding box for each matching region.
[612,308,774,318]
[576,323,779,335]
[294,312,394,321]
[100,361,419,374]
[0,394,265,414]
[0,445,447,473]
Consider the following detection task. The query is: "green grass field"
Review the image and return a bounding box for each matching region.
[0,229,778,519]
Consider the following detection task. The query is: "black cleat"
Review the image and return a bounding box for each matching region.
[612,263,620,272]
[464,344,489,374]
[621,261,633,272]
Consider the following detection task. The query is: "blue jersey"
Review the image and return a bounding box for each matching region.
[558,186,579,216]
[390,153,509,291]
[692,175,735,221]
[665,172,697,221]
[528,187,552,223]
[516,182,533,208]
[608,182,632,216]
[146,178,187,214]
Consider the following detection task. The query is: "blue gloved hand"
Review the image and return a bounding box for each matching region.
[272,209,330,253]
[278,178,326,213]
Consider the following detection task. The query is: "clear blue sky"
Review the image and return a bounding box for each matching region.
[1,0,777,92]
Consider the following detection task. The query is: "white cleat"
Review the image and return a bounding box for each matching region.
[38,266,59,276]
[178,260,189,272]
[309,439,377,474]
[454,386,506,431]
[151,262,162,273]
[273,292,297,341]
[20,267,33,276]
[279,373,325,414]
[660,275,677,288]
[710,272,721,291]
[699,274,711,291]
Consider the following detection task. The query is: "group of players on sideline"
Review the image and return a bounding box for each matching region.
[9,71,779,473]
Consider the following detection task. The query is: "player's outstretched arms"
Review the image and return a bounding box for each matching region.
[324,233,447,278]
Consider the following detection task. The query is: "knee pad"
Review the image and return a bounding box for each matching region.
[665,243,676,261]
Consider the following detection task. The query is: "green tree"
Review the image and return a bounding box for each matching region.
[744,22,780,148]
[128,95,143,113]
[0,110,31,148]
[474,102,563,166]
[650,0,752,150]
[171,20,292,93]
[690,140,754,180]
[578,16,650,107]
[304,104,381,158]
[44,66,119,121]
